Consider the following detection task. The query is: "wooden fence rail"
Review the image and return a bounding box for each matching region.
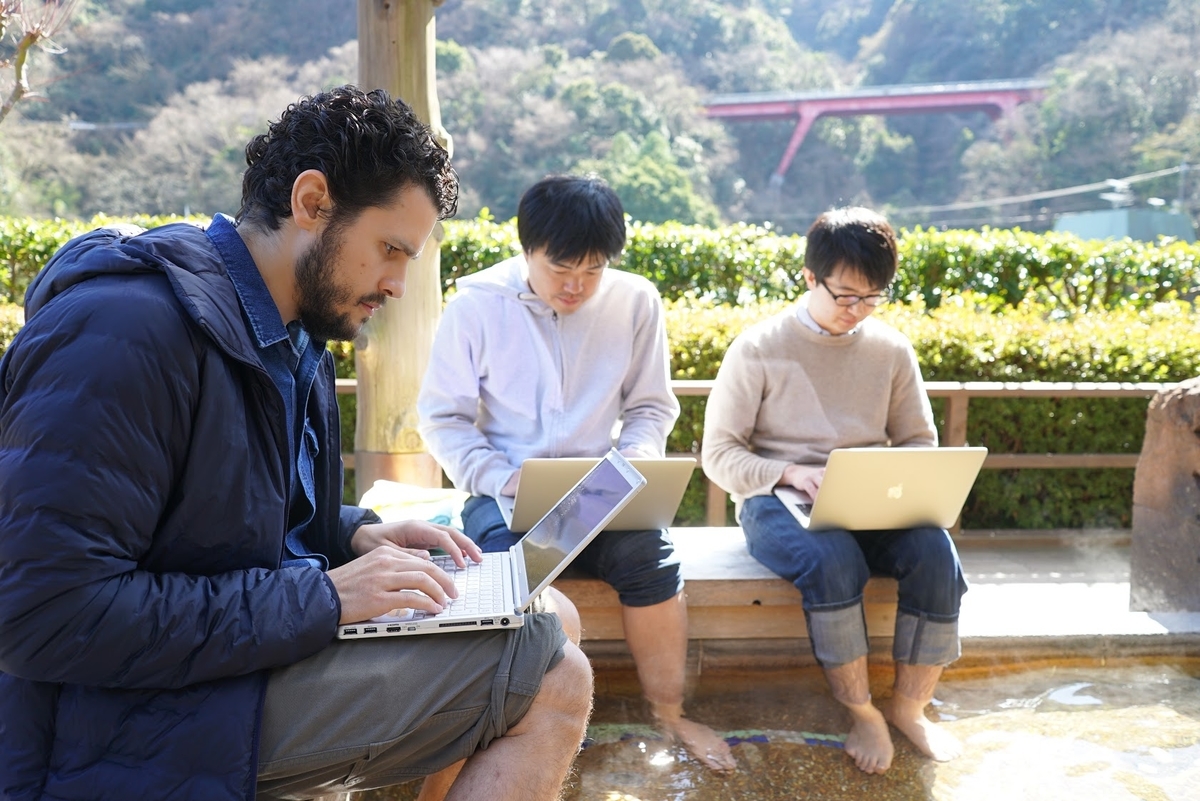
[336,379,1176,526]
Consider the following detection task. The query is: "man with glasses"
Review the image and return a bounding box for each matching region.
[418,175,736,773]
[702,207,966,775]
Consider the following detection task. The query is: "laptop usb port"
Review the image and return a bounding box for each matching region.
[364,626,377,634]
[386,625,402,633]
[343,628,358,635]
[481,619,494,626]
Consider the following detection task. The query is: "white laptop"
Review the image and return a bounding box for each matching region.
[774,446,987,531]
[497,457,696,533]
[338,449,647,639]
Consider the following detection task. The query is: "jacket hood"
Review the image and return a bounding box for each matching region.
[25,219,258,364]
[454,254,553,313]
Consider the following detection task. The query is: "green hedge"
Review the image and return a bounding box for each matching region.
[6,214,1199,310]
[896,227,1200,310]
[327,295,1200,527]
[3,211,1197,529]
[444,217,1200,309]
[0,215,191,305]
[663,296,1199,528]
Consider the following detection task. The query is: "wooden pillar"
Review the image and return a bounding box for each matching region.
[353,0,451,499]
[943,392,970,534]
[943,393,969,447]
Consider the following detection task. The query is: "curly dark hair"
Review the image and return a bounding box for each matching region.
[236,85,458,231]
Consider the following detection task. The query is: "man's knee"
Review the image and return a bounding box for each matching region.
[542,587,582,645]
[537,641,594,723]
[896,528,966,612]
[588,530,682,607]
[804,542,870,603]
[918,531,962,579]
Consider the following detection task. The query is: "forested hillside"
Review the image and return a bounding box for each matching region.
[2,0,1198,233]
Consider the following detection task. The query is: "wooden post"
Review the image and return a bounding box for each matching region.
[943,394,969,447]
[353,0,450,499]
[943,393,970,534]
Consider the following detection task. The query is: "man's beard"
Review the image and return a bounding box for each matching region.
[294,224,384,342]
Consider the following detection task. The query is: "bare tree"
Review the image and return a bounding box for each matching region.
[0,0,79,125]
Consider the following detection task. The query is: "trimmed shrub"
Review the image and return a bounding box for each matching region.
[664,295,1199,527]
[6,214,1200,309]
[5,212,1197,528]
[0,215,192,304]
[896,227,1200,310]
[441,217,1200,310]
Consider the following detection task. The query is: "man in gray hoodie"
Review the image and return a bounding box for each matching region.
[418,175,736,772]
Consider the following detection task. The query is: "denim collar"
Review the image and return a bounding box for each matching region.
[205,214,289,349]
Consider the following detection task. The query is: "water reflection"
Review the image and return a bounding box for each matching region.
[570,660,1200,801]
[355,659,1200,801]
[1043,681,1104,705]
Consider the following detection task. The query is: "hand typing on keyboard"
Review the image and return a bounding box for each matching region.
[328,520,485,625]
[410,558,504,619]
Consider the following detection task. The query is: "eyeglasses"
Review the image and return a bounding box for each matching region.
[818,279,890,308]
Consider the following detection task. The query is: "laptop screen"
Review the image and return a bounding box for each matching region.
[517,455,638,595]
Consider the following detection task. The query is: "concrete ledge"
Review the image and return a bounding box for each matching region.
[553,526,1200,667]
[555,527,898,641]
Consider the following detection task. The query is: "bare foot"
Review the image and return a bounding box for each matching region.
[843,702,894,774]
[884,695,962,762]
[652,707,737,772]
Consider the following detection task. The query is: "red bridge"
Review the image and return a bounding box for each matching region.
[704,79,1048,186]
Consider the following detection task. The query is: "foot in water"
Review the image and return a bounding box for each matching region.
[651,705,738,772]
[884,696,963,762]
[843,702,894,774]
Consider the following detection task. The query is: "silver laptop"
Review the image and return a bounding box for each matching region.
[774,446,987,531]
[497,456,696,533]
[338,449,647,639]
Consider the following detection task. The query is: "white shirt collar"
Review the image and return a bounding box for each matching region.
[795,293,862,337]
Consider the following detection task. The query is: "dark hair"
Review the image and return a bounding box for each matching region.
[804,206,897,289]
[237,85,458,231]
[517,175,626,263]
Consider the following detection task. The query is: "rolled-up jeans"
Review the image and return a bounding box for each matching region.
[740,494,968,667]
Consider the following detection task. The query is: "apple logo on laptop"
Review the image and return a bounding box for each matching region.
[887,483,904,500]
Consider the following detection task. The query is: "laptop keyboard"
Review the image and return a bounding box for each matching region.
[411,554,507,619]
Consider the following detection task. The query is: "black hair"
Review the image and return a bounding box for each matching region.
[804,206,898,290]
[237,85,458,231]
[517,175,626,263]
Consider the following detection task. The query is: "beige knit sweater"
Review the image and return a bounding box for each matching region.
[701,309,937,509]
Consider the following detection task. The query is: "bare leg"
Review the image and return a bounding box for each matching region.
[623,593,736,772]
[825,656,893,774]
[417,589,583,801]
[542,587,582,645]
[883,663,962,761]
[446,641,593,801]
[415,761,462,801]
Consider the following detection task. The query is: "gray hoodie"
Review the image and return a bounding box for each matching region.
[417,254,680,499]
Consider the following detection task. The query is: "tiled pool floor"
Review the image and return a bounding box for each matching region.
[358,658,1200,801]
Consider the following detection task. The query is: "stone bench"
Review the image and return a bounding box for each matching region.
[554,525,1200,673]
[552,526,899,643]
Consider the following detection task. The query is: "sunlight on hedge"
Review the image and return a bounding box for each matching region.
[3,212,1197,530]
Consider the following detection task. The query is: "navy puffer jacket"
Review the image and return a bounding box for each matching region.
[0,222,377,800]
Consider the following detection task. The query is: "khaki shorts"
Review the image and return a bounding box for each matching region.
[256,610,567,800]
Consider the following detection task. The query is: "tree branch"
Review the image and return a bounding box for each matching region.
[0,0,81,126]
[0,29,38,124]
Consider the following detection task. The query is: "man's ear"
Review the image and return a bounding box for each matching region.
[291,170,331,234]
[802,267,817,291]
